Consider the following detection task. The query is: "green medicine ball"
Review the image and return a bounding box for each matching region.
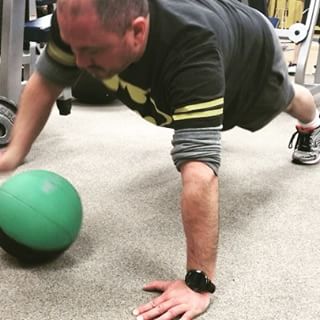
[0,170,82,262]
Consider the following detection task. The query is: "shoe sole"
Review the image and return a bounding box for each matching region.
[292,156,320,165]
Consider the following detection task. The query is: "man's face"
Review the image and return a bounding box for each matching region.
[57,3,137,79]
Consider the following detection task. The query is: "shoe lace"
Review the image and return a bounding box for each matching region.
[288,129,312,151]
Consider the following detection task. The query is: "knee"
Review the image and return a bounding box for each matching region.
[286,84,314,113]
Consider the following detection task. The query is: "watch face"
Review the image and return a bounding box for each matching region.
[185,270,208,292]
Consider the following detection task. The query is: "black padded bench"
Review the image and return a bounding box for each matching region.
[24,13,52,43]
[24,0,56,42]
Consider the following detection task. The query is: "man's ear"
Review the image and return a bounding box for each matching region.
[131,16,148,45]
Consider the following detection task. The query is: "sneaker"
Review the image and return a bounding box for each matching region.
[288,62,297,76]
[288,125,320,164]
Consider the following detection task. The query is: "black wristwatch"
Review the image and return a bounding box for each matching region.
[185,270,216,293]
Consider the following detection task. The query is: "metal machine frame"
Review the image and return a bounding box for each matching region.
[275,0,320,94]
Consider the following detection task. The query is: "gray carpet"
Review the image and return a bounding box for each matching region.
[0,99,319,320]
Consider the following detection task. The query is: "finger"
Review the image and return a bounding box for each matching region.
[143,280,171,292]
[133,295,167,316]
[136,299,183,320]
[134,300,156,315]
[180,310,201,320]
[156,304,189,320]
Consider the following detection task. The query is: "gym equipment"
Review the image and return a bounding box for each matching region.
[0,170,83,262]
[275,0,320,94]
[0,96,17,148]
[72,72,116,105]
[0,0,72,114]
[0,0,26,103]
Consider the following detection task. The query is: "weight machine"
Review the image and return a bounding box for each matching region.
[275,0,320,94]
[0,0,72,148]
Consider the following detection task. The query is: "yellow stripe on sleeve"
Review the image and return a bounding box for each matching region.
[174,97,224,114]
[47,42,76,66]
[172,108,223,121]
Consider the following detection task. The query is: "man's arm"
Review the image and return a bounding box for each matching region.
[0,71,63,171]
[133,160,218,320]
[180,160,219,281]
[134,126,221,320]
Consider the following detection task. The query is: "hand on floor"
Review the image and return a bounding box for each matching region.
[133,279,211,320]
[0,148,22,172]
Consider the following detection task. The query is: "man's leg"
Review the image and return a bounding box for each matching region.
[286,83,320,164]
[286,84,317,122]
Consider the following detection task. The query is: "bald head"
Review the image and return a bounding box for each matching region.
[57,0,149,35]
[57,0,94,16]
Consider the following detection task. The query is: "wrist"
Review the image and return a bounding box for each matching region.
[0,145,26,171]
[186,263,215,281]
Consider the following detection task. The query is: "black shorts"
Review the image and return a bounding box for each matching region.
[237,13,295,132]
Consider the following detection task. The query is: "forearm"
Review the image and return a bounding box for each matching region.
[180,161,219,280]
[8,71,63,162]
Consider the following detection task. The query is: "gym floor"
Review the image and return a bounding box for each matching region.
[0,44,320,320]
